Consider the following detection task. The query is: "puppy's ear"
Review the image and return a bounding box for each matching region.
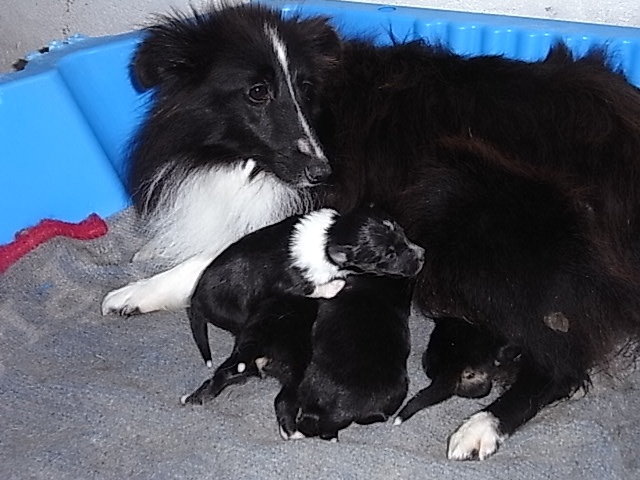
[327,244,350,266]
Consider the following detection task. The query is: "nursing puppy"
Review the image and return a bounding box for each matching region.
[188,207,424,366]
[395,318,521,424]
[183,209,424,439]
[295,273,416,440]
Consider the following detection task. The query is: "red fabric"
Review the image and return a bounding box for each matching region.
[0,214,108,273]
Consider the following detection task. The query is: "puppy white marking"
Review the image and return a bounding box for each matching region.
[255,357,270,372]
[206,360,213,369]
[237,362,246,373]
[102,163,311,315]
[393,417,403,426]
[180,394,189,405]
[447,411,506,461]
[308,279,346,299]
[265,24,326,161]
[279,426,306,440]
[290,209,343,286]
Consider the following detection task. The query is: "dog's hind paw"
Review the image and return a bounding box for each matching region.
[447,412,506,461]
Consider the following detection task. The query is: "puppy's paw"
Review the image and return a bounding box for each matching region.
[279,425,306,440]
[447,412,506,461]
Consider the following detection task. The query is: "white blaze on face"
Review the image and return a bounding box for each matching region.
[264,24,327,161]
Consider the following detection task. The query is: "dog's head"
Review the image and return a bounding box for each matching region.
[132,3,340,186]
[326,209,425,277]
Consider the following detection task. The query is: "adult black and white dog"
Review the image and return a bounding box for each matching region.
[102,3,640,460]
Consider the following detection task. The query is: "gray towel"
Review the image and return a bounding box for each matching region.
[1,209,638,479]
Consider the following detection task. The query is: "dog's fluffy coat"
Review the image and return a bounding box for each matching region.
[102,3,640,460]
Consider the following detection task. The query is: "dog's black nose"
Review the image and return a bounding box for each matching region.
[304,163,331,184]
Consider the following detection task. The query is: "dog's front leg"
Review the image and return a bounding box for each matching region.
[447,363,577,461]
[101,254,214,315]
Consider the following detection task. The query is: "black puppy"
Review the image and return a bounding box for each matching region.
[295,273,417,441]
[395,318,522,424]
[188,207,425,367]
[182,294,317,439]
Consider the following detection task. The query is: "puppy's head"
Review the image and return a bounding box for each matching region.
[131,3,340,186]
[425,319,522,399]
[326,209,425,277]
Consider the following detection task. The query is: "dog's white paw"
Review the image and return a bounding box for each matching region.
[102,256,212,316]
[101,280,156,316]
[447,412,506,461]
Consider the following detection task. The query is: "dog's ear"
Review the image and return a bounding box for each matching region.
[131,36,166,89]
[298,16,342,70]
[131,11,206,90]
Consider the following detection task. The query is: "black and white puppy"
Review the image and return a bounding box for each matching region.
[188,207,425,366]
[295,273,416,440]
[182,208,424,439]
[395,318,521,424]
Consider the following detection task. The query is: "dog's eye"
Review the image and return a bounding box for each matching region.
[300,81,315,102]
[248,84,270,103]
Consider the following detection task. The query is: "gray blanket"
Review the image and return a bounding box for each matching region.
[1,208,639,479]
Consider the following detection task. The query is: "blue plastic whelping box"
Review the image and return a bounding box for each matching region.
[1,0,639,245]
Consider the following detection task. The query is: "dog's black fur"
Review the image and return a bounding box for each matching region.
[188,207,424,365]
[115,3,640,459]
[318,38,640,458]
[396,318,521,423]
[295,274,414,440]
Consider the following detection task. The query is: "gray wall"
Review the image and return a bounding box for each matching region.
[1,0,639,72]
